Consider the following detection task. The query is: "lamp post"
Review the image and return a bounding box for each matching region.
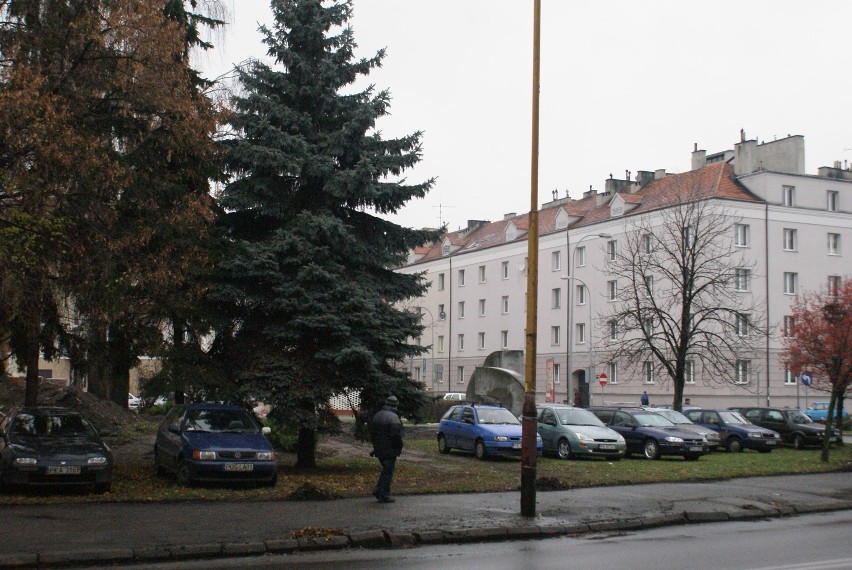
[565,233,611,405]
[414,306,435,391]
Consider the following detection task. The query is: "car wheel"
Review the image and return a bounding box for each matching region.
[556,439,572,460]
[792,434,805,450]
[643,439,661,460]
[726,437,743,453]
[438,435,451,454]
[153,446,168,477]
[474,439,487,460]
[94,482,111,494]
[176,459,195,487]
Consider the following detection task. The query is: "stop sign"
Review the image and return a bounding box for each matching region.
[597,373,608,387]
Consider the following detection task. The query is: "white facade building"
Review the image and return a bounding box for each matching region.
[398,134,851,410]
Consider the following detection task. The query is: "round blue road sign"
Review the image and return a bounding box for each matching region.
[801,372,814,386]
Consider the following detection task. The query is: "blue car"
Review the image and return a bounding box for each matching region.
[154,403,277,487]
[437,404,542,460]
[685,409,780,453]
[588,407,707,460]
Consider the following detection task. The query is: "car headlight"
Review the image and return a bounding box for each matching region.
[747,432,763,438]
[536,434,542,442]
[494,436,509,442]
[575,432,594,442]
[256,451,275,460]
[87,456,108,465]
[14,457,37,465]
[192,451,217,460]
[663,436,684,443]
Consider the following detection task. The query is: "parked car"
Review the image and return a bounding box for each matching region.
[645,407,722,451]
[802,402,848,424]
[441,393,466,401]
[153,403,277,487]
[0,407,113,493]
[588,407,707,460]
[684,409,780,453]
[730,406,841,449]
[128,393,142,411]
[437,404,542,459]
[536,404,625,460]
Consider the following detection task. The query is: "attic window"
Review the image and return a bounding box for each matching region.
[555,210,569,230]
[442,239,451,256]
[505,224,517,241]
[611,205,623,217]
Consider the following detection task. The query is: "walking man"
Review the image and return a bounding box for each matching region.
[370,395,404,503]
[640,391,649,406]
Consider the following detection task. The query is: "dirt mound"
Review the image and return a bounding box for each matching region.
[0,378,141,434]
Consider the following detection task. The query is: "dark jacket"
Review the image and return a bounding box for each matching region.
[370,405,404,459]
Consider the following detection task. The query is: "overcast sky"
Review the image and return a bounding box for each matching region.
[197,0,852,231]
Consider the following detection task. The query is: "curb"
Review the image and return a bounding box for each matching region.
[3,503,851,568]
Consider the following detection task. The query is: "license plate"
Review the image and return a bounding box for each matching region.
[224,463,254,472]
[47,466,81,475]
[689,446,703,452]
[766,440,776,445]
[512,443,521,449]
[599,444,616,450]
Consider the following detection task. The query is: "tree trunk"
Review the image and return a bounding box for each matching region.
[23,319,40,407]
[295,426,317,469]
[821,392,838,463]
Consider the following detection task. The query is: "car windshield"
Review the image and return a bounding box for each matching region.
[11,413,95,437]
[787,410,813,424]
[633,412,676,427]
[558,408,605,427]
[718,411,749,424]
[476,408,520,425]
[654,409,690,424]
[185,409,260,433]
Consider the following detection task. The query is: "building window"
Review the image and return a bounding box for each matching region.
[434,363,443,383]
[683,226,695,249]
[735,313,750,336]
[783,228,797,251]
[413,366,421,381]
[642,317,654,336]
[575,246,586,267]
[458,301,465,319]
[608,362,618,384]
[501,330,508,349]
[458,269,465,286]
[575,322,586,344]
[685,360,695,384]
[551,250,561,271]
[607,240,617,261]
[478,332,485,350]
[608,280,617,301]
[438,304,446,320]
[643,233,654,254]
[553,363,561,384]
[551,326,560,345]
[576,284,586,305]
[828,275,841,296]
[457,366,465,385]
[783,316,796,337]
[608,320,617,341]
[735,223,750,247]
[828,233,840,255]
[784,369,796,385]
[437,335,444,353]
[501,296,509,314]
[551,288,561,309]
[644,275,654,295]
[735,360,750,384]
[437,273,445,291]
[457,334,464,351]
[478,265,486,283]
[734,268,750,292]
[782,185,795,207]
[784,272,798,295]
[478,299,486,316]
[501,261,509,279]
[827,190,838,212]
[644,361,654,384]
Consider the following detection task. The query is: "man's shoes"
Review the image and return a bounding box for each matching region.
[372,487,381,499]
[377,497,395,503]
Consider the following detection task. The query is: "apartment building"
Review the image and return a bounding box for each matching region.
[398,134,851,410]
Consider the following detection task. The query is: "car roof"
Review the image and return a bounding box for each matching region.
[183,403,249,411]
[536,403,575,409]
[15,407,81,416]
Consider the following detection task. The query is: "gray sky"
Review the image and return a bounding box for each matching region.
[198,0,852,231]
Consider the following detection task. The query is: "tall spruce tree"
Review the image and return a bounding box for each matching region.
[218,0,438,468]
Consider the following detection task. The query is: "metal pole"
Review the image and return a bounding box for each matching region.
[520,0,541,519]
[415,307,435,391]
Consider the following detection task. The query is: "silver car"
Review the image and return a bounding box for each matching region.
[536,404,626,460]
[646,408,721,450]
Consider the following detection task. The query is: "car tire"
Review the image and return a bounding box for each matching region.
[792,434,805,450]
[438,435,451,454]
[726,437,743,453]
[94,482,111,494]
[556,439,572,460]
[643,439,661,460]
[474,439,487,460]
[153,446,168,477]
[176,459,195,487]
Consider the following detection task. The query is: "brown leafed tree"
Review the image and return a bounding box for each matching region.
[781,278,851,461]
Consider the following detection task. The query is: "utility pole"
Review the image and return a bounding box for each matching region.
[520,0,541,518]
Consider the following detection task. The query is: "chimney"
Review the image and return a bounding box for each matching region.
[582,185,597,198]
[636,171,655,187]
[503,212,516,220]
[654,169,666,180]
[691,142,707,170]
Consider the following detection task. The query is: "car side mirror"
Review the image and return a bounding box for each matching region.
[262,426,271,435]
[168,424,180,434]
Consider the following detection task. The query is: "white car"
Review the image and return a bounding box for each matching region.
[128,393,142,410]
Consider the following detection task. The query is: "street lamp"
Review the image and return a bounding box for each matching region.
[564,232,611,405]
[413,306,435,391]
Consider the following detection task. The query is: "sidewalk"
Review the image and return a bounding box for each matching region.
[1,472,851,568]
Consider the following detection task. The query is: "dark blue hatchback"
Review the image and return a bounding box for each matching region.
[154,404,277,487]
[588,407,707,460]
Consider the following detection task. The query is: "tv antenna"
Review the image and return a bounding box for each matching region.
[433,203,455,229]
